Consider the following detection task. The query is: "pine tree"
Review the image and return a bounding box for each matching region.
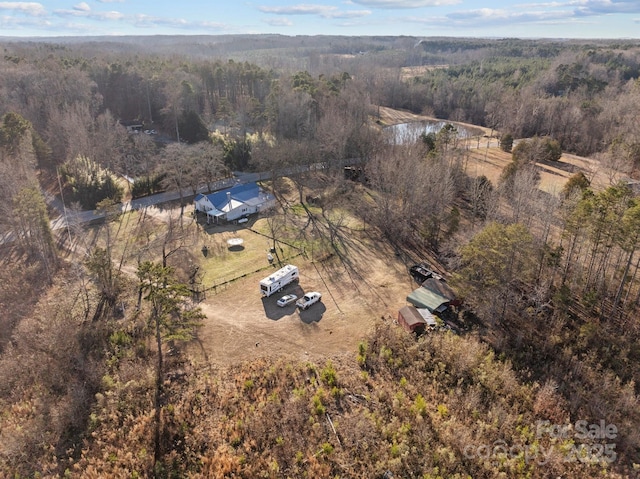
[136,261,204,466]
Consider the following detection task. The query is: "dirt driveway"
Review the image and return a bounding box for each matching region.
[188,226,416,368]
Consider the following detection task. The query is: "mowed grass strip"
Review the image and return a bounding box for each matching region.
[197,218,300,288]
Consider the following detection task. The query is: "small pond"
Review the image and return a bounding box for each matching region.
[384,121,477,144]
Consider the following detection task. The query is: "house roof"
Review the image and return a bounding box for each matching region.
[196,182,261,210]
[220,198,244,212]
[205,207,225,217]
[407,287,449,313]
[398,305,427,328]
[243,195,270,207]
[231,183,261,202]
[416,308,437,326]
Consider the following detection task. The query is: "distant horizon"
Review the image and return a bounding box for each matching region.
[1,1,639,39]
[1,33,639,43]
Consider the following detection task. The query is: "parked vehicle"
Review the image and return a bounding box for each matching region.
[276,294,298,307]
[409,263,443,284]
[296,292,322,310]
[259,264,299,297]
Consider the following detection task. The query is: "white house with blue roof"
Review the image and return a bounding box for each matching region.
[194,182,276,223]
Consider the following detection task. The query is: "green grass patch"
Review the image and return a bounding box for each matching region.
[197,219,300,287]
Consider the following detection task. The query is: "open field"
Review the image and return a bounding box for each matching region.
[462,144,616,194]
[87,179,423,368]
[62,196,418,369]
[377,106,617,194]
[400,64,449,79]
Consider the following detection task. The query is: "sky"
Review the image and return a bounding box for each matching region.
[1,0,639,39]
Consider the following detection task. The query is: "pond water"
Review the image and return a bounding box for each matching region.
[384,121,474,144]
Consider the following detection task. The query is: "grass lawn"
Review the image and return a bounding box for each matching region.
[196,217,303,289]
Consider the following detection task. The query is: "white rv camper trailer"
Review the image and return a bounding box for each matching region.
[259,264,299,297]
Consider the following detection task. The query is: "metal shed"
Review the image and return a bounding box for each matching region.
[397,305,428,334]
[406,287,449,313]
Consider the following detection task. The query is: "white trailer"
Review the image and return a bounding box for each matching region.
[259,264,299,297]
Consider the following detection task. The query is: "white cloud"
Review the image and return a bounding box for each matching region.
[100,10,125,20]
[473,10,572,24]
[133,14,181,27]
[54,7,125,21]
[349,0,460,8]
[515,1,567,7]
[394,0,640,31]
[446,2,640,25]
[259,4,370,18]
[134,13,228,30]
[259,4,337,15]
[448,7,569,21]
[58,20,102,32]
[199,20,228,29]
[330,9,371,18]
[0,2,46,16]
[569,0,640,15]
[264,17,294,26]
[73,2,90,12]
[0,14,50,28]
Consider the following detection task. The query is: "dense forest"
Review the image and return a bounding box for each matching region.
[1,35,640,477]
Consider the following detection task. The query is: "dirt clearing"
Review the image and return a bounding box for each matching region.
[375,106,614,193]
[463,145,616,194]
[186,187,418,368]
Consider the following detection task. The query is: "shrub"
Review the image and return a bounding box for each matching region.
[321,360,338,387]
[562,171,590,197]
[512,136,562,164]
[312,392,326,415]
[131,173,167,198]
[500,133,514,152]
[61,155,123,209]
[357,341,368,367]
[413,394,428,417]
[320,442,334,455]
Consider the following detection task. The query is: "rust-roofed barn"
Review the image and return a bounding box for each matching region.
[397,305,428,335]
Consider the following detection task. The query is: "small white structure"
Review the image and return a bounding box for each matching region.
[227,238,244,247]
[194,182,276,224]
[417,308,438,329]
[260,264,299,297]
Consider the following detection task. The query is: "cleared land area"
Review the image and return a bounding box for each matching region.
[377,106,617,194]
[462,145,613,194]
[183,182,419,367]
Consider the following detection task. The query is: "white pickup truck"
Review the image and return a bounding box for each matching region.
[296,292,322,310]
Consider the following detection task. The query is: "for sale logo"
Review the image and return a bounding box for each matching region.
[536,420,617,464]
[463,420,618,466]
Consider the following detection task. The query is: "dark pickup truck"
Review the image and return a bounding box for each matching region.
[409,263,435,284]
